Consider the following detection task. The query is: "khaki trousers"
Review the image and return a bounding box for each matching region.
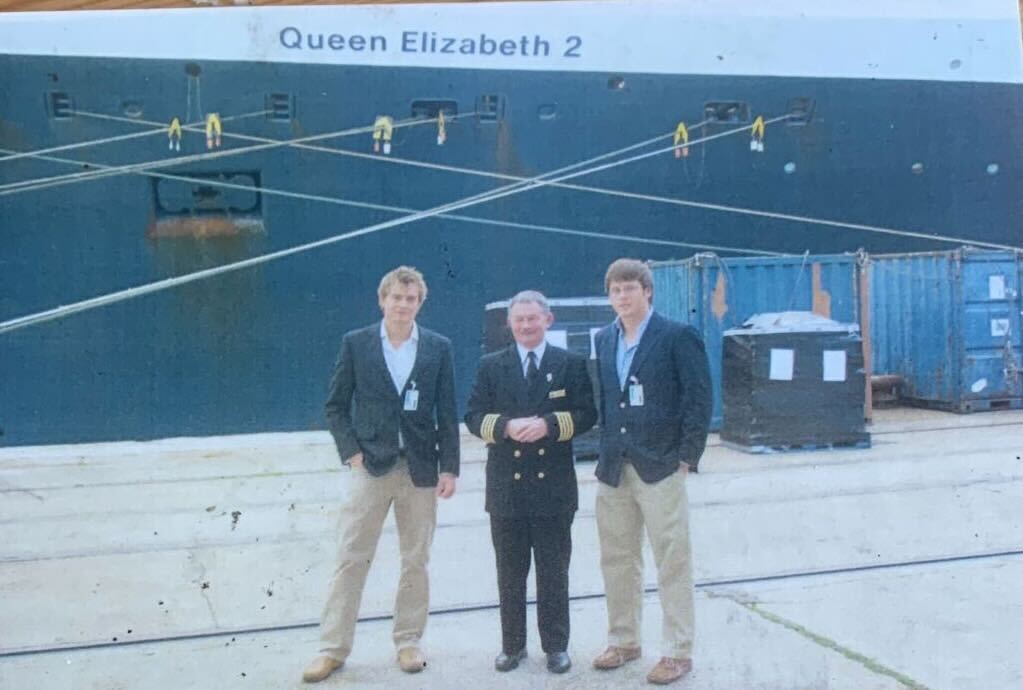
[596,463,694,659]
[319,460,437,661]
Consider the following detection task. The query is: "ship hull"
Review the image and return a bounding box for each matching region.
[2,29,1022,445]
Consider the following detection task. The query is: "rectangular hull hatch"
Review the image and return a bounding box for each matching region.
[149,171,264,238]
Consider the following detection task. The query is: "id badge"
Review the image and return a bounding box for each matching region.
[403,389,419,411]
[628,384,645,407]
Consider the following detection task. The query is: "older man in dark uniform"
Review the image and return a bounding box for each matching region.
[465,290,597,674]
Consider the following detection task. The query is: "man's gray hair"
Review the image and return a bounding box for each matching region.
[508,290,551,315]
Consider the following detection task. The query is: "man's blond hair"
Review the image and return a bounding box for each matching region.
[378,266,428,303]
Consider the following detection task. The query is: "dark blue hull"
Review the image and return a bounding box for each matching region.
[1,55,1021,445]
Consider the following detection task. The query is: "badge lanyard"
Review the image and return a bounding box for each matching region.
[404,380,419,411]
[628,375,644,407]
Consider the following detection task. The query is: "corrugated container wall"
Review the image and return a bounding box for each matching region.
[869,248,1023,411]
[650,253,862,429]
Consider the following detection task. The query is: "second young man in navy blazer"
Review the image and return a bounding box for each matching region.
[591,258,712,686]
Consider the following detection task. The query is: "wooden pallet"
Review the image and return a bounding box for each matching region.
[722,437,871,455]
[902,397,1023,414]
[959,398,1023,413]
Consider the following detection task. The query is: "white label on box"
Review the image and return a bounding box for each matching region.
[989,275,1006,300]
[991,318,1010,337]
[589,327,601,359]
[971,378,989,393]
[546,329,567,349]
[769,348,794,381]
[822,350,847,382]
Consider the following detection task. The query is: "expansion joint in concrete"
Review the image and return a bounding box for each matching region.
[709,590,931,690]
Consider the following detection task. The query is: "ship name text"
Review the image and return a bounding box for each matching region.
[279,27,582,60]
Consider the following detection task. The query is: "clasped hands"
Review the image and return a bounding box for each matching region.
[503,416,549,444]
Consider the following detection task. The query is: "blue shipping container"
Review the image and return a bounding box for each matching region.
[870,248,1023,411]
[650,253,863,429]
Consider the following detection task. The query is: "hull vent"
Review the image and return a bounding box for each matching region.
[786,97,816,125]
[48,91,74,119]
[266,93,294,122]
[411,99,458,119]
[704,101,749,125]
[476,94,505,122]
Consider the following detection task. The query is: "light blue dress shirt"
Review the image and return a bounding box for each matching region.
[615,309,653,390]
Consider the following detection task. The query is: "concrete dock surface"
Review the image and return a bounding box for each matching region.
[1,407,1021,689]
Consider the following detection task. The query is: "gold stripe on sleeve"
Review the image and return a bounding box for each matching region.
[481,414,500,444]
[555,411,574,442]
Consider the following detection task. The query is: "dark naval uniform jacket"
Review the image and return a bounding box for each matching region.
[325,322,460,488]
[594,311,712,487]
[465,344,597,517]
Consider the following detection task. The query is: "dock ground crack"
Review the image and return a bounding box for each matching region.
[708,590,930,690]
[191,553,220,629]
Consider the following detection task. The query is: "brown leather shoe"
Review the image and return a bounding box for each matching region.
[646,657,693,685]
[592,645,642,670]
[397,646,427,673]
[301,655,343,683]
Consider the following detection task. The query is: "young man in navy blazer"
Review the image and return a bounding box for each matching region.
[591,259,712,685]
[303,266,459,683]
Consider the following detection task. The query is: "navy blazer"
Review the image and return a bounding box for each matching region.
[325,322,460,487]
[594,311,712,486]
[465,345,597,518]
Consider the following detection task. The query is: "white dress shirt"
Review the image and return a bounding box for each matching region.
[381,322,419,449]
[381,321,419,394]
[515,340,547,378]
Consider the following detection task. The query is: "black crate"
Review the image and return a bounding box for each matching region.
[721,312,869,451]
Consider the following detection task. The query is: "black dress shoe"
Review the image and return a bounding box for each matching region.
[494,649,527,672]
[547,651,572,674]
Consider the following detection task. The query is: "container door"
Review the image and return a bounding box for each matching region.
[960,254,1023,407]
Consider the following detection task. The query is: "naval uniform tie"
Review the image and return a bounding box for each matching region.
[526,350,541,398]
